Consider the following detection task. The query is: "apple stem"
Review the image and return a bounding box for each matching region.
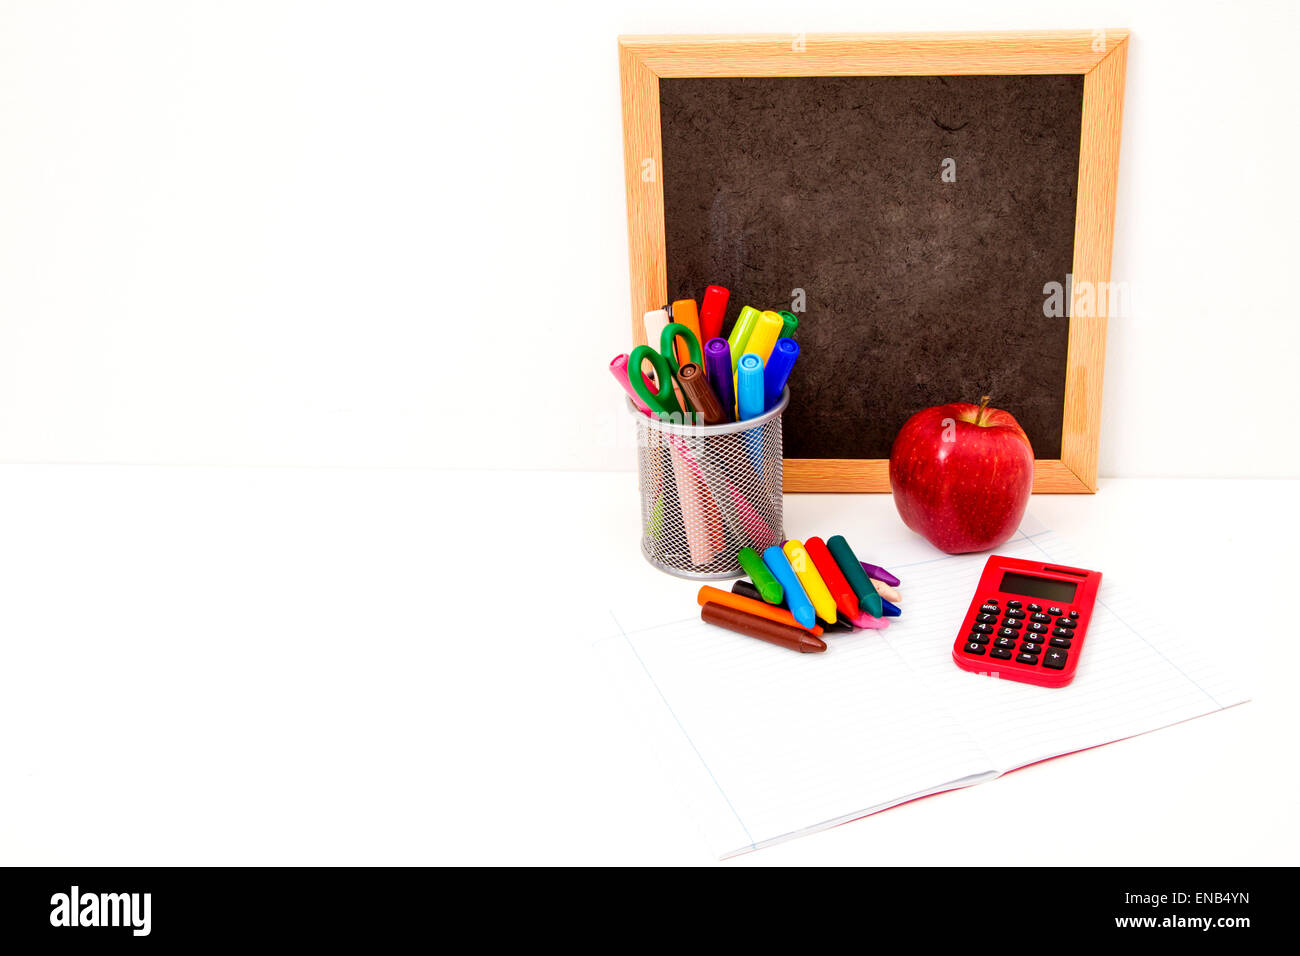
[974,395,991,426]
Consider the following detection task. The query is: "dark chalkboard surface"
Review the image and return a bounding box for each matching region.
[659,75,1083,461]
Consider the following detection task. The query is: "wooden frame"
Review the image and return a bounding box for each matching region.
[619,31,1128,493]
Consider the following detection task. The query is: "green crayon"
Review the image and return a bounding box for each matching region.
[737,546,783,604]
[827,535,883,618]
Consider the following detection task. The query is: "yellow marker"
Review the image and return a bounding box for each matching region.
[744,311,785,364]
[783,539,839,625]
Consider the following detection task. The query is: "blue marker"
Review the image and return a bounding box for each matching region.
[763,337,799,410]
[762,545,816,629]
[737,352,765,421]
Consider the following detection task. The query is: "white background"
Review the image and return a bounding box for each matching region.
[1,1,1298,868]
[2,0,1298,477]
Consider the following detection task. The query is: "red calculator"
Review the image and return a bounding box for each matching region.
[952,555,1102,688]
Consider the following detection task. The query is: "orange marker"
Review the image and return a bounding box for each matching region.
[805,536,862,620]
[670,299,702,367]
[696,586,824,636]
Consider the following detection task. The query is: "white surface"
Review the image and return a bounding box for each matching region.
[599,523,1246,858]
[0,466,1293,865]
[1,0,1298,477]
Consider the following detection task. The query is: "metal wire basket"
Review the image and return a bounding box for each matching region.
[633,388,787,578]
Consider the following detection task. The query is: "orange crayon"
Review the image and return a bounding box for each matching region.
[696,586,824,636]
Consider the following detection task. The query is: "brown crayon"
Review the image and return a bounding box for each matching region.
[700,602,828,654]
[676,363,727,425]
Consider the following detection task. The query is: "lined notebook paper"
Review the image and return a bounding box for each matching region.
[596,517,1247,858]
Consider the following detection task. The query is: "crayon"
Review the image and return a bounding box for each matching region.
[669,299,702,368]
[782,540,839,625]
[676,363,727,425]
[744,311,784,364]
[845,610,891,630]
[699,285,730,343]
[701,602,827,654]
[736,353,765,421]
[777,310,799,338]
[727,306,762,370]
[696,586,823,635]
[761,545,816,629]
[827,535,883,618]
[871,579,902,603]
[860,562,901,588]
[737,546,782,604]
[803,535,862,620]
[730,580,860,632]
[702,338,735,422]
[881,598,901,617]
[763,337,799,410]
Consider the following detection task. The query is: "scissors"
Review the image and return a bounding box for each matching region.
[630,322,704,418]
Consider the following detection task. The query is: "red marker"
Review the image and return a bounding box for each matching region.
[699,285,730,343]
[804,536,862,620]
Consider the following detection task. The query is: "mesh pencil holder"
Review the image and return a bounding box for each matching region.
[633,388,787,579]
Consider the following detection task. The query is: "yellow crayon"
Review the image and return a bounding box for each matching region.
[744,311,785,364]
[783,539,839,625]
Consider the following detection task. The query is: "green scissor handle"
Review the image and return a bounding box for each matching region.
[659,322,703,379]
[629,345,681,417]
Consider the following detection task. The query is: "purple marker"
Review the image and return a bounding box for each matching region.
[860,562,900,587]
[703,337,734,422]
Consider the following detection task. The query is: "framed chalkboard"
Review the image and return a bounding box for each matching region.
[619,32,1128,492]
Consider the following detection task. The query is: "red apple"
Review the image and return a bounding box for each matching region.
[889,396,1034,554]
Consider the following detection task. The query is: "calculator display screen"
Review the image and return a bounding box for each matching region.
[999,571,1078,603]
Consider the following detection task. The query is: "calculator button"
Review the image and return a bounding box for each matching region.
[984,598,999,605]
[1020,640,1041,652]
[967,633,990,645]
[999,617,1022,628]
[1030,613,1052,624]
[1049,637,1072,649]
[994,637,1017,649]
[1052,627,1074,638]
[965,642,987,655]
[1042,648,1068,669]
[1006,600,1022,609]
[1048,606,1063,616]
[997,628,1018,639]
[1069,610,1079,619]
[1056,618,1076,629]
[990,648,1012,660]
[1027,622,1047,633]
[980,604,999,615]
[977,613,998,625]
[1015,652,1038,665]
[973,623,993,634]
[1004,609,1026,619]
[1028,604,1042,613]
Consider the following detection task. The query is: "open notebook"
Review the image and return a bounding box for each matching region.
[596,516,1247,858]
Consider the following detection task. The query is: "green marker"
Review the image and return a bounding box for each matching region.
[777,310,799,338]
[737,547,783,604]
[827,535,883,618]
[726,307,762,370]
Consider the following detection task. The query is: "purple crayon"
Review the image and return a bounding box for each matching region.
[860,562,900,588]
[703,337,735,422]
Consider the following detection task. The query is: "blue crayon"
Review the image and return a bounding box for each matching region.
[881,598,901,617]
[761,545,816,629]
[763,337,799,410]
[737,352,765,421]
[703,337,735,421]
